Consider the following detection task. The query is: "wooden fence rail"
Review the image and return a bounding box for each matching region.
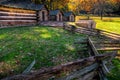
[2,53,115,80]
[64,23,120,40]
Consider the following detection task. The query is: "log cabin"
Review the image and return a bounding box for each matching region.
[64,11,75,22]
[0,0,48,27]
[49,10,63,21]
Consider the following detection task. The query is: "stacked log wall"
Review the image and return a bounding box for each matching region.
[0,7,37,28]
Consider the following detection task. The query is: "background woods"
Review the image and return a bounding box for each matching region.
[1,0,119,15]
[32,0,120,16]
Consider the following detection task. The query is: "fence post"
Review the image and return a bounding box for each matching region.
[71,25,76,34]
[97,30,101,37]
[63,23,66,29]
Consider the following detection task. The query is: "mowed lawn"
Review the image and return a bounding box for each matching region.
[76,16,120,34]
[0,26,85,78]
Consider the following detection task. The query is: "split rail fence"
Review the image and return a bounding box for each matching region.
[2,37,117,80]
[63,23,120,40]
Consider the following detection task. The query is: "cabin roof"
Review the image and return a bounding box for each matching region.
[49,10,62,16]
[0,0,45,10]
[64,11,75,17]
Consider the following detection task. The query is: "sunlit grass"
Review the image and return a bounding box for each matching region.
[0,26,85,79]
[76,16,120,34]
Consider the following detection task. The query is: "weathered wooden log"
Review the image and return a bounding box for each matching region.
[97,47,120,51]
[0,16,36,19]
[75,20,96,29]
[77,71,98,80]
[0,11,36,16]
[0,7,36,13]
[0,20,36,28]
[58,63,98,80]
[88,37,99,55]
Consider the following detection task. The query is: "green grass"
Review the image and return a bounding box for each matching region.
[95,17,120,34]
[0,16,120,79]
[107,59,120,80]
[0,26,86,78]
[76,16,120,34]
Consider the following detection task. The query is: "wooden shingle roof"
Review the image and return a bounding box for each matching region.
[0,0,45,10]
[64,11,75,17]
[49,10,62,16]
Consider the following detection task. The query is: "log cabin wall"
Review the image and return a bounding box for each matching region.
[56,12,63,21]
[69,15,75,22]
[63,12,75,22]
[49,10,63,22]
[0,6,37,28]
[38,7,48,22]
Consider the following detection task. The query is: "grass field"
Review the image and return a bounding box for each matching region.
[0,26,86,78]
[0,16,120,79]
[76,16,120,34]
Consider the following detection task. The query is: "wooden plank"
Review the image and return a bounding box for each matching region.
[100,30,120,36]
[98,70,108,80]
[0,7,36,13]
[75,28,97,36]
[0,17,37,20]
[0,18,36,20]
[23,59,36,74]
[93,42,120,44]
[0,11,36,16]
[0,21,37,27]
[97,47,120,51]
[94,44,120,47]
[58,63,98,80]
[100,32,120,39]
[88,37,99,55]
[0,13,36,17]
[78,71,97,80]
[0,20,36,22]
[0,16,36,19]
[102,61,110,74]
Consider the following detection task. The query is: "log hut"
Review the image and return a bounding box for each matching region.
[49,10,63,21]
[0,0,48,27]
[64,11,75,22]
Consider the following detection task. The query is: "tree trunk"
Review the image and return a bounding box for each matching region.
[100,9,103,20]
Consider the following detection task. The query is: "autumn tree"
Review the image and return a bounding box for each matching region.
[32,0,119,16]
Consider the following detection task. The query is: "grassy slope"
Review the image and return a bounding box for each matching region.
[0,26,85,78]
